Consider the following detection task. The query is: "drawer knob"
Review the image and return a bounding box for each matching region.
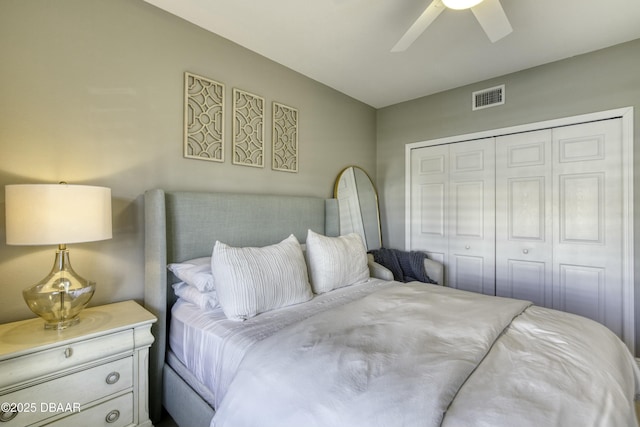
[105,409,120,423]
[0,410,18,422]
[64,347,73,358]
[105,371,121,385]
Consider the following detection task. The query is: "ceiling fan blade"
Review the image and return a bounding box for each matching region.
[471,0,512,43]
[391,0,445,52]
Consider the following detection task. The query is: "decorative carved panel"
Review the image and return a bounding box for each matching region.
[272,102,298,172]
[184,72,225,162]
[233,88,264,167]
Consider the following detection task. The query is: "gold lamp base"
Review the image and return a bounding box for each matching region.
[23,245,95,330]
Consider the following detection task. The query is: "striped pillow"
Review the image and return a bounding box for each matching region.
[305,229,370,294]
[212,234,313,321]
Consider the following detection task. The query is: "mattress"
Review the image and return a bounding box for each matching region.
[169,277,395,408]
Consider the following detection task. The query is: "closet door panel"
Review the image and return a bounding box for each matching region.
[495,130,553,307]
[559,173,603,244]
[452,255,485,294]
[409,144,449,265]
[552,119,623,336]
[508,177,545,240]
[448,139,495,295]
[419,183,445,236]
[504,260,546,304]
[453,181,484,237]
[558,264,604,321]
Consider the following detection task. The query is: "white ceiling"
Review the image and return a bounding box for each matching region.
[143,0,640,108]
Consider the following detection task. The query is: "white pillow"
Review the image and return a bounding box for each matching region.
[167,257,214,292]
[305,230,369,294]
[212,235,313,321]
[172,282,219,310]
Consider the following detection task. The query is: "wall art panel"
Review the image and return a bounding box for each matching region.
[272,102,298,173]
[233,88,264,167]
[184,72,225,162]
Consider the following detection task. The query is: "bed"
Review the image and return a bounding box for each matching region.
[143,189,640,427]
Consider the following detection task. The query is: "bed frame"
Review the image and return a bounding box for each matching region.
[143,189,339,426]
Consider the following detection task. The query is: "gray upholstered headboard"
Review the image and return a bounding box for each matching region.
[143,189,339,421]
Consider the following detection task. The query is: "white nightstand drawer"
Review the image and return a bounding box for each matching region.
[45,393,133,427]
[0,357,132,426]
[0,330,133,389]
[0,301,156,427]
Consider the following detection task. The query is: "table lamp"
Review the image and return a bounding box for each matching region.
[5,183,112,330]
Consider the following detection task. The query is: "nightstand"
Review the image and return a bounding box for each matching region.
[0,300,156,427]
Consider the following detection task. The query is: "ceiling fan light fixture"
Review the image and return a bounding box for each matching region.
[442,0,484,10]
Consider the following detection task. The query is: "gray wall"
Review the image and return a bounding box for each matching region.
[0,0,376,323]
[376,38,640,352]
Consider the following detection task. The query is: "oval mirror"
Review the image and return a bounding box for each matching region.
[334,166,382,251]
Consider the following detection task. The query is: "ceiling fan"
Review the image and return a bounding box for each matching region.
[391,0,512,52]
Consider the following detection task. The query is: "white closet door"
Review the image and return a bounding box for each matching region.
[406,108,633,350]
[552,119,624,337]
[448,139,496,295]
[495,130,553,306]
[410,140,495,293]
[409,144,449,266]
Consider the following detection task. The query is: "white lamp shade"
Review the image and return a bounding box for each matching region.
[442,0,484,10]
[5,184,112,246]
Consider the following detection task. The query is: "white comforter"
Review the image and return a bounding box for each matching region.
[211,283,640,427]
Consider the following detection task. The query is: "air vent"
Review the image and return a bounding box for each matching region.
[472,85,505,110]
